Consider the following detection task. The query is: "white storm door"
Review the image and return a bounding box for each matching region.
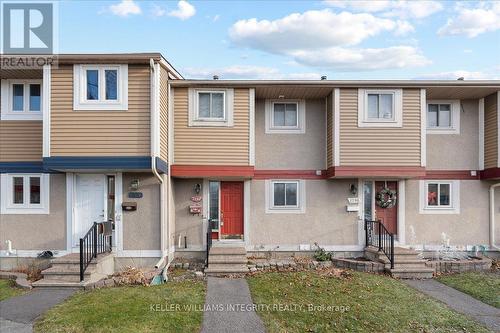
[73,174,106,246]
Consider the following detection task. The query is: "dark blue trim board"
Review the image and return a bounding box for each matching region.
[43,156,168,174]
[0,162,53,173]
[155,157,168,174]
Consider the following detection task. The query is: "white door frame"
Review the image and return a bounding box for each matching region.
[66,172,123,252]
[203,179,248,245]
[359,178,406,245]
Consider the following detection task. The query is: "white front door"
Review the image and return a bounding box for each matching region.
[73,174,106,246]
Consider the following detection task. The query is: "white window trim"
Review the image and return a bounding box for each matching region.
[188,88,234,127]
[0,174,50,214]
[265,180,306,214]
[419,180,460,214]
[358,89,402,128]
[1,80,43,120]
[265,99,306,134]
[426,99,460,134]
[73,64,128,111]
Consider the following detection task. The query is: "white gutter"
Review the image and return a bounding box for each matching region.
[489,183,500,251]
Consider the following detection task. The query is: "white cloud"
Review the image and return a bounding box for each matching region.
[213,14,220,22]
[151,4,166,17]
[168,0,196,20]
[183,65,321,80]
[324,0,392,12]
[438,2,500,38]
[229,9,429,71]
[109,0,141,17]
[416,70,500,80]
[324,0,443,19]
[291,46,430,71]
[230,9,409,53]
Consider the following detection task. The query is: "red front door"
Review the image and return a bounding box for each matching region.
[220,181,244,239]
[375,181,398,235]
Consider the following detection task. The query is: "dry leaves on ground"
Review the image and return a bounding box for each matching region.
[112,266,150,286]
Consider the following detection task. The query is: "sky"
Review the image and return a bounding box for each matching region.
[56,0,500,80]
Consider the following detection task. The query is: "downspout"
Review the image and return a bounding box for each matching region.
[150,58,167,271]
[489,183,500,251]
[150,58,163,184]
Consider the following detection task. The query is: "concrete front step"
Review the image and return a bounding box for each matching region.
[209,247,246,255]
[40,266,93,282]
[388,268,434,279]
[33,252,115,288]
[32,279,86,289]
[205,266,249,276]
[208,256,247,264]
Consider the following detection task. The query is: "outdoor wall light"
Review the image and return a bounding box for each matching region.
[349,184,357,196]
[194,183,201,194]
[130,179,140,191]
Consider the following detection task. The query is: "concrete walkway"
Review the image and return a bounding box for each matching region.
[201,277,265,333]
[0,288,76,333]
[404,279,500,332]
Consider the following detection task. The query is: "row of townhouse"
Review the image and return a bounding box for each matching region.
[0,53,499,273]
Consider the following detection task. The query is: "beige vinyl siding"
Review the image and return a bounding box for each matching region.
[339,88,421,166]
[173,87,250,165]
[326,92,333,168]
[0,121,43,161]
[159,67,169,162]
[484,92,498,169]
[50,65,150,156]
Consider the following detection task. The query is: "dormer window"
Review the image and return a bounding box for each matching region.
[0,80,42,120]
[73,64,128,110]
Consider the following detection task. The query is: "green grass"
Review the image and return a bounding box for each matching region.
[0,279,26,301]
[437,272,500,308]
[34,280,206,333]
[247,271,491,333]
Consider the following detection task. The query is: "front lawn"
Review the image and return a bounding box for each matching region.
[437,272,500,308]
[0,279,27,301]
[34,280,206,333]
[247,271,490,333]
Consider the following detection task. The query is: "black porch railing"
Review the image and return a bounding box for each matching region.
[79,221,112,281]
[205,219,214,267]
[365,220,394,269]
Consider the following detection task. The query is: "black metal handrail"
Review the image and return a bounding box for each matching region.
[80,221,112,281]
[365,219,394,269]
[206,219,214,267]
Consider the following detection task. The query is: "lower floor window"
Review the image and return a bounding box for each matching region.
[419,180,459,214]
[1,174,49,214]
[273,181,298,207]
[427,183,450,207]
[266,180,305,213]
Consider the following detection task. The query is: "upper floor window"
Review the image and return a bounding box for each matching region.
[427,100,460,134]
[0,174,50,214]
[265,180,306,214]
[265,99,305,134]
[419,180,459,214]
[73,64,128,110]
[188,88,234,127]
[0,80,42,120]
[358,89,402,128]
[198,91,225,120]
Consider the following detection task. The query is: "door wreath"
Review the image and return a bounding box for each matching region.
[376,187,397,208]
